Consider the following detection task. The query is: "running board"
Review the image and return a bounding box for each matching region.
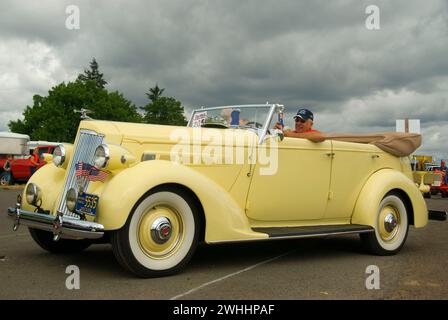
[252,224,374,240]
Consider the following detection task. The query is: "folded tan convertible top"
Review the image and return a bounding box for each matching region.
[325,132,421,157]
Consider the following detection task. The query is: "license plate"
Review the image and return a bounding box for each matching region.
[76,193,99,216]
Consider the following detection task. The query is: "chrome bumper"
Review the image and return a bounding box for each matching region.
[7,202,105,241]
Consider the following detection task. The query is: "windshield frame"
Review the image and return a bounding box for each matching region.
[188,104,284,144]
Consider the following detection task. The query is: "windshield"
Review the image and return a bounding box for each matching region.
[188,105,275,129]
[188,104,284,144]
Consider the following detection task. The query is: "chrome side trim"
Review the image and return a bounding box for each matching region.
[258,104,277,145]
[207,226,374,245]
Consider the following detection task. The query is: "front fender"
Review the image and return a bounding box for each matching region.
[97,160,266,243]
[351,169,428,228]
[21,164,66,213]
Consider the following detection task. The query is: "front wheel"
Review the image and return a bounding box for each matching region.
[360,193,409,255]
[111,187,200,278]
[0,172,13,186]
[29,228,92,253]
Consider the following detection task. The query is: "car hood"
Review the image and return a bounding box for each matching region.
[78,120,258,147]
[77,120,253,191]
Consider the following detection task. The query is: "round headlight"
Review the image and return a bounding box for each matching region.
[93,144,110,169]
[25,183,41,205]
[52,145,66,167]
[66,188,78,212]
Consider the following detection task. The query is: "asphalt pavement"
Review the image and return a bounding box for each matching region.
[1,188,447,300]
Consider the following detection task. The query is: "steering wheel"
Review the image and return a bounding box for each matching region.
[246,121,263,129]
[201,123,229,129]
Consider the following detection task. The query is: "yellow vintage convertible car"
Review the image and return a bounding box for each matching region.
[6,104,442,277]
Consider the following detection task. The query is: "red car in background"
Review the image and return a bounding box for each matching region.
[1,145,58,186]
[430,168,448,198]
[0,155,9,174]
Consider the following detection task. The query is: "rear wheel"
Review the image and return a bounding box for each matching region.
[360,193,409,255]
[111,187,200,278]
[29,228,92,253]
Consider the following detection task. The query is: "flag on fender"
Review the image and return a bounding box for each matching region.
[75,162,91,177]
[87,166,109,182]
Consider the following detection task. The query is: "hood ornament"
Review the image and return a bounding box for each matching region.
[75,108,93,120]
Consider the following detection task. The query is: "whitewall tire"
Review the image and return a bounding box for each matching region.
[112,187,200,277]
[360,193,409,255]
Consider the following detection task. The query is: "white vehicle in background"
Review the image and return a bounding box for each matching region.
[0,134,61,186]
[27,141,61,151]
[0,132,30,155]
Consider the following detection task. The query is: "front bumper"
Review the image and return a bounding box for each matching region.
[7,200,105,241]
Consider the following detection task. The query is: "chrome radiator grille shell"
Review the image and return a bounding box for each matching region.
[57,129,104,218]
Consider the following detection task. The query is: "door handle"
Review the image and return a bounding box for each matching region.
[326,152,335,158]
[372,154,380,159]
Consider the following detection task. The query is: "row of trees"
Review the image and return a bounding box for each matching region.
[9,59,187,142]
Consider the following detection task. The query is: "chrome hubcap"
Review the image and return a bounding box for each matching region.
[150,217,172,244]
[138,205,184,259]
[384,213,398,233]
[379,205,401,242]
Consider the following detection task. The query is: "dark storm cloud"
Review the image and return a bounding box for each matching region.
[0,0,447,157]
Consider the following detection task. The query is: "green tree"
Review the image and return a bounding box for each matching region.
[146,83,165,103]
[9,80,142,142]
[77,58,107,88]
[141,84,187,126]
[142,97,187,126]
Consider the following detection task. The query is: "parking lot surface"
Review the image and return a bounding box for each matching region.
[1,188,447,299]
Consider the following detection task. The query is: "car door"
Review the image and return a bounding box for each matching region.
[323,140,378,221]
[10,157,30,180]
[245,136,332,221]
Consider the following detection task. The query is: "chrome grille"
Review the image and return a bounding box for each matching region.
[57,130,104,218]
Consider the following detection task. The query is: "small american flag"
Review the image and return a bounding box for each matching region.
[87,166,109,182]
[75,162,91,177]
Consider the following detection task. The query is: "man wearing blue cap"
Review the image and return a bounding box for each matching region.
[275,108,326,142]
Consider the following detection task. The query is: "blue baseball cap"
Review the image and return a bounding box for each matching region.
[293,108,314,121]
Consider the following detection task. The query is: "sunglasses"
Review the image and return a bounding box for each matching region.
[295,118,307,123]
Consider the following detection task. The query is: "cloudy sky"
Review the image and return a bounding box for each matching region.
[0,0,447,159]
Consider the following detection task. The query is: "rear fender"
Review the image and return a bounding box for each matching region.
[351,169,428,228]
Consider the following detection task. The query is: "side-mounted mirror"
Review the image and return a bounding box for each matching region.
[271,129,284,141]
[258,129,284,144]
